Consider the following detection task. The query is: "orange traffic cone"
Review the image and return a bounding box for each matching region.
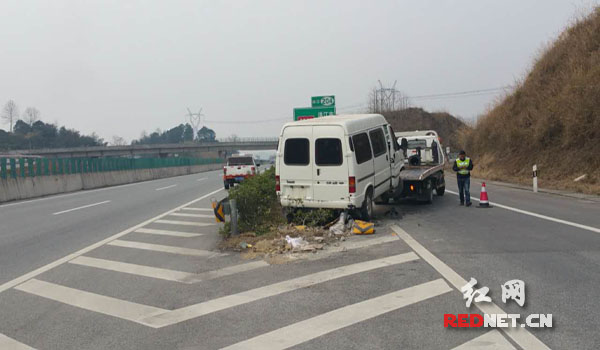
[478,182,492,208]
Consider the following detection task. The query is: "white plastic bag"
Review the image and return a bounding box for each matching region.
[285,235,307,248]
[329,212,347,236]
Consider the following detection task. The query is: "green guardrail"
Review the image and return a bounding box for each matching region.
[0,157,222,180]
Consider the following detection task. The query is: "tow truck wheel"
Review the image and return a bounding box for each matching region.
[436,186,445,196]
[224,182,230,190]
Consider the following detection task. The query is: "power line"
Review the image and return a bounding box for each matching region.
[204,117,288,124]
[410,86,514,100]
[201,85,515,124]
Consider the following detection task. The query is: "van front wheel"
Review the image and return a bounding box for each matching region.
[360,191,374,221]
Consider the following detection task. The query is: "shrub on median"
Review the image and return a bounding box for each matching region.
[228,167,284,234]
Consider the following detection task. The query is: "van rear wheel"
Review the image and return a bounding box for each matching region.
[360,191,374,220]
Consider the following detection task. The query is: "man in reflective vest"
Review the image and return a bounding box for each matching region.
[452,150,474,206]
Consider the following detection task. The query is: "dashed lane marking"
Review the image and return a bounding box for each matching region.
[52,200,111,215]
[155,184,177,191]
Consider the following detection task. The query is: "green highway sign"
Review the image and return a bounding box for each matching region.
[293,106,336,121]
[311,95,335,107]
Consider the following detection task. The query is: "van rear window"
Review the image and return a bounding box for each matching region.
[352,133,372,164]
[316,138,342,166]
[284,138,309,165]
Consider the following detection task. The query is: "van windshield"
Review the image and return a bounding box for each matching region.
[284,138,309,165]
[316,138,342,166]
[227,157,254,166]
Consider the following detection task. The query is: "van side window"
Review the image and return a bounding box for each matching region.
[369,128,387,157]
[352,133,372,164]
[316,138,343,166]
[284,138,309,165]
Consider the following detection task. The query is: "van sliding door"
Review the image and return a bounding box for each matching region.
[369,127,392,198]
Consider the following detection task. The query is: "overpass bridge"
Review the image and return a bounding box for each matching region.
[6,138,278,158]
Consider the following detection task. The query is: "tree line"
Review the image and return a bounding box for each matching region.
[0,100,105,151]
[132,124,216,145]
[1,99,219,150]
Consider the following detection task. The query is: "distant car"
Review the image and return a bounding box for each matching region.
[223,155,257,189]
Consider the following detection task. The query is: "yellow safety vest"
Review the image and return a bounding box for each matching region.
[456,158,471,175]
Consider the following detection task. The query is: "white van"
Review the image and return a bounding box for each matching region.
[275,114,404,219]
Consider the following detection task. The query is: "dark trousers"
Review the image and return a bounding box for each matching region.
[457,177,471,204]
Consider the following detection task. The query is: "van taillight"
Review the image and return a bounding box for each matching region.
[275,175,280,191]
[349,176,356,193]
[223,167,227,175]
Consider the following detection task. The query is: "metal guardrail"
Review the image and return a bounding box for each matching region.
[0,157,222,180]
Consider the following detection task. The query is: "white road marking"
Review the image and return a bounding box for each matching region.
[452,330,516,350]
[107,239,223,257]
[197,178,206,181]
[328,234,398,252]
[135,228,204,238]
[0,188,223,294]
[12,253,418,328]
[15,279,167,324]
[221,279,452,350]
[446,189,600,234]
[155,219,214,227]
[169,212,214,218]
[143,252,420,328]
[391,225,551,350]
[0,333,36,350]
[181,207,213,212]
[155,184,177,191]
[69,256,268,283]
[52,200,111,215]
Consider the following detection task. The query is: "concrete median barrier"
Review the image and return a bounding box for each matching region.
[0,163,223,203]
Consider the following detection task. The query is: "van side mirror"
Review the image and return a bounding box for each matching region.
[400,138,408,150]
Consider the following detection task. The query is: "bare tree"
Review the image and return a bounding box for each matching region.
[111,135,127,146]
[22,107,41,126]
[2,100,19,133]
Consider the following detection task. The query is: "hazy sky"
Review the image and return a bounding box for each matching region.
[0,0,596,143]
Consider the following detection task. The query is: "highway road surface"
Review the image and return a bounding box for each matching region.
[0,170,598,349]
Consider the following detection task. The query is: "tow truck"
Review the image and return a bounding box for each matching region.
[395,130,446,203]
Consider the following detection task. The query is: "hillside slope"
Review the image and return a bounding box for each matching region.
[382,107,466,151]
[460,8,600,194]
